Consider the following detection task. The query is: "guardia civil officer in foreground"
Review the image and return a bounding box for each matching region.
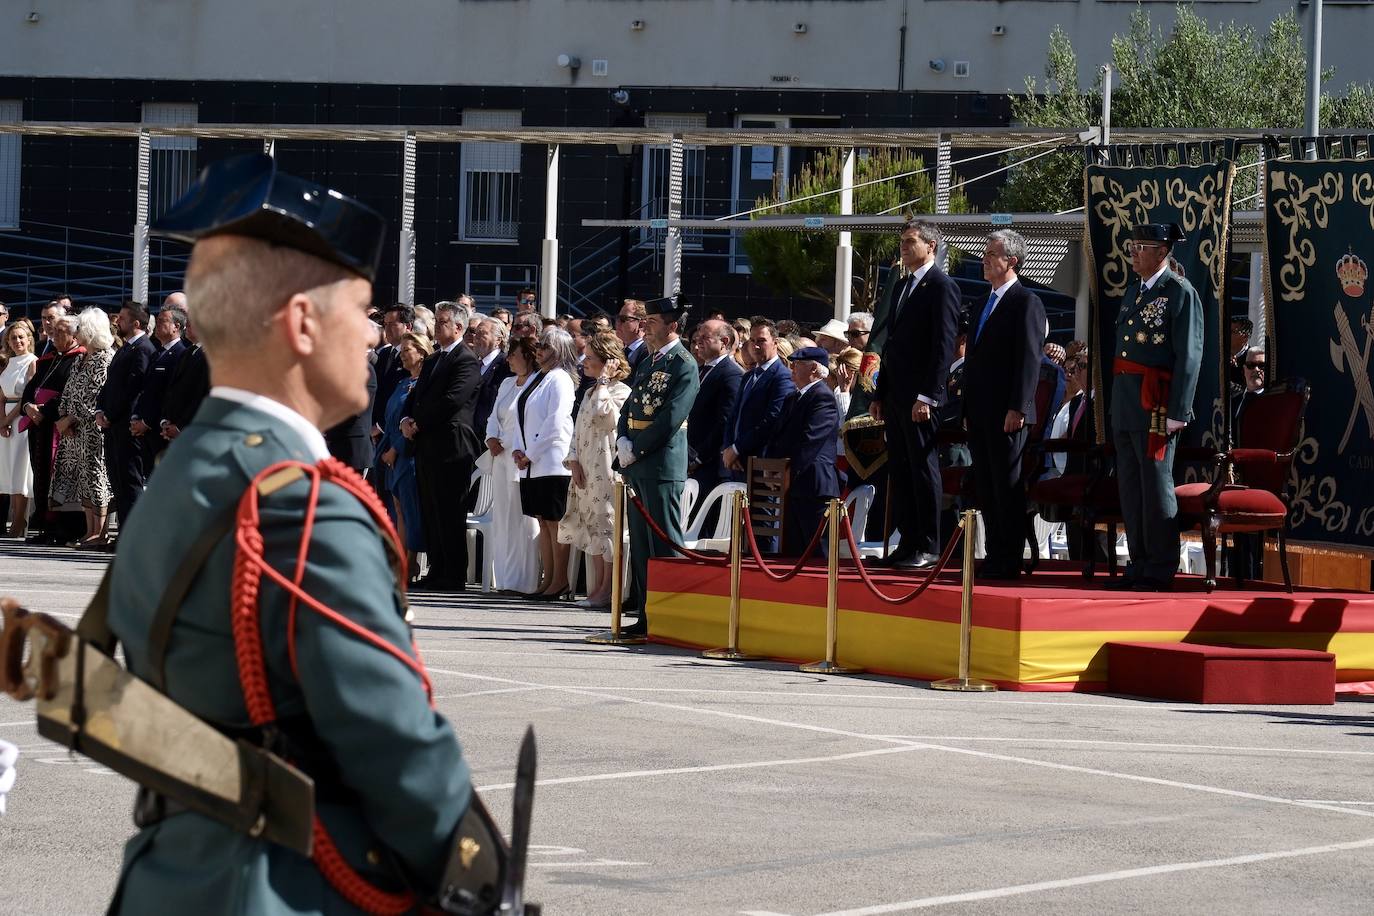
[1108,223,1202,592]
[98,155,530,914]
[615,295,700,637]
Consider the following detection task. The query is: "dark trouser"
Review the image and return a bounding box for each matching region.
[105,425,146,527]
[1113,428,1180,583]
[784,493,829,560]
[141,434,168,480]
[966,414,1029,571]
[622,474,684,618]
[27,423,55,535]
[417,453,474,587]
[886,406,940,555]
[1227,532,1264,581]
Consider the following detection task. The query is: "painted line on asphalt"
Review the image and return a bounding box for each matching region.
[792,835,1374,915]
[477,745,924,792]
[433,686,552,700]
[427,667,1374,821]
[0,720,35,728]
[873,735,1374,758]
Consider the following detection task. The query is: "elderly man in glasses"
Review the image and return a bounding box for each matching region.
[1107,222,1203,593]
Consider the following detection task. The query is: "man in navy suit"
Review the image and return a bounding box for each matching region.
[722,317,795,477]
[616,299,649,371]
[131,301,189,472]
[401,302,482,592]
[869,219,960,569]
[466,313,511,440]
[962,229,1047,580]
[766,346,841,558]
[94,300,157,529]
[688,318,743,529]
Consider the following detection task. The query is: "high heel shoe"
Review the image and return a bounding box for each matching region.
[529,587,573,602]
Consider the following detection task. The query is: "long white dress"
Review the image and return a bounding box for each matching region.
[484,375,541,592]
[0,353,36,498]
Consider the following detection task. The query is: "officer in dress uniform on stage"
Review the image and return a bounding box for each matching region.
[100,154,515,914]
[1108,222,1203,592]
[615,295,700,638]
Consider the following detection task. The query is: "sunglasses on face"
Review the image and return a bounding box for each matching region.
[844,329,866,339]
[1245,361,1266,370]
[617,314,639,323]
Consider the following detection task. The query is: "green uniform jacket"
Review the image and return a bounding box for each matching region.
[615,341,700,482]
[107,397,471,915]
[1109,268,1204,431]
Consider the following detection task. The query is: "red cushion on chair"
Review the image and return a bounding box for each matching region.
[1175,482,1287,528]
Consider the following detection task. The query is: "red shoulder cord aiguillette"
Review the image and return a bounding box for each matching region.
[231,457,431,915]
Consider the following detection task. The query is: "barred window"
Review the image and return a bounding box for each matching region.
[142,102,198,221]
[460,110,522,243]
[0,100,21,229]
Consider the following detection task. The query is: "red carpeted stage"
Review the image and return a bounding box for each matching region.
[645,557,1374,693]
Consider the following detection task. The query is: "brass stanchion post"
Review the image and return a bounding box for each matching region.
[586,479,647,646]
[932,509,996,691]
[801,499,863,675]
[704,490,759,661]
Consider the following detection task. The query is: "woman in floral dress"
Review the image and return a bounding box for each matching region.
[558,331,631,609]
[50,308,114,547]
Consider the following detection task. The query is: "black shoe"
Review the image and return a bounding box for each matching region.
[1101,576,1140,591]
[1133,577,1173,593]
[529,589,572,602]
[978,565,1021,581]
[619,619,648,637]
[869,549,918,569]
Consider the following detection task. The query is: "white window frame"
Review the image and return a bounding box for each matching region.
[459,110,522,244]
[0,100,23,229]
[640,113,708,250]
[730,115,792,273]
[142,102,198,222]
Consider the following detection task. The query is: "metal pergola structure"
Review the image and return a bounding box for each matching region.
[0,120,1299,326]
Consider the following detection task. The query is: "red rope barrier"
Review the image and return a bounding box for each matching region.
[742,511,829,583]
[626,489,731,566]
[842,518,964,605]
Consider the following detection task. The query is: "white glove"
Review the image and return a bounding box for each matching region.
[0,738,17,816]
[616,436,637,468]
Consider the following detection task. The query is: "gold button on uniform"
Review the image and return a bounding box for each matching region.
[244,434,264,447]
[1121,351,1127,357]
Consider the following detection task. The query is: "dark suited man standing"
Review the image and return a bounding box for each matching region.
[766,346,840,558]
[722,317,795,477]
[158,317,211,444]
[616,299,649,371]
[94,300,157,530]
[962,229,1047,580]
[869,219,960,569]
[324,360,376,474]
[467,313,512,440]
[687,317,743,528]
[401,301,481,592]
[130,301,188,471]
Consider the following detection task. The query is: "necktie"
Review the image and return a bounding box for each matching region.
[895,273,916,318]
[975,291,998,342]
[1070,393,1087,436]
[652,350,663,365]
[698,363,711,382]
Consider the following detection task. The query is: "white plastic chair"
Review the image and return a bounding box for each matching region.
[679,478,700,531]
[465,469,496,591]
[683,481,746,552]
[838,485,875,558]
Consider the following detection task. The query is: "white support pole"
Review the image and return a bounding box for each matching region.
[398,132,417,306]
[935,134,952,271]
[663,134,684,298]
[133,130,150,305]
[540,143,560,319]
[833,147,855,320]
[1074,245,1091,342]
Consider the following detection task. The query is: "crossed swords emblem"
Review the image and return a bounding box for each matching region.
[1330,301,1374,454]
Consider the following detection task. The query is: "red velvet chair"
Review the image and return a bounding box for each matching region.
[1173,379,1310,591]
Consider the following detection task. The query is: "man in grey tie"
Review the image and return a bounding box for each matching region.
[869,219,960,569]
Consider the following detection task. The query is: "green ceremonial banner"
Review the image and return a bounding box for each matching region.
[1264,159,1374,549]
[1084,162,1234,473]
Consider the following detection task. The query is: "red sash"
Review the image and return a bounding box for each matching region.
[1113,358,1173,460]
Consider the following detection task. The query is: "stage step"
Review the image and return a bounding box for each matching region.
[1106,642,1336,705]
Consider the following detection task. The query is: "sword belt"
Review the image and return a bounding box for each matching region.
[1113,357,1174,460]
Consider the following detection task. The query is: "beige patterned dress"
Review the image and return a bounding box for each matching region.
[558,379,630,558]
[50,347,113,509]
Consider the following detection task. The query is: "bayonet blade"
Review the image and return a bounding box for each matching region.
[501,726,537,914]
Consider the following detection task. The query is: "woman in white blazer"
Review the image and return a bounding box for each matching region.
[483,337,542,593]
[512,326,577,598]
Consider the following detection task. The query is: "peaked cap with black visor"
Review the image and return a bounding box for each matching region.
[151,153,386,282]
[642,294,690,323]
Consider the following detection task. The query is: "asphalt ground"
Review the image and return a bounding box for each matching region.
[2,540,1374,915]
